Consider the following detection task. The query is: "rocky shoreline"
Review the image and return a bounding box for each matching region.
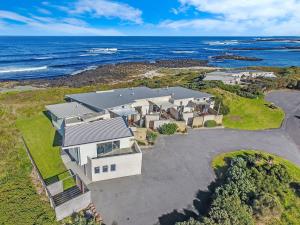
[211,55,263,61]
[15,59,209,88]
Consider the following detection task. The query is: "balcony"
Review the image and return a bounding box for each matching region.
[92,141,141,159]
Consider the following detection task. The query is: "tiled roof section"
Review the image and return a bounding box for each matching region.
[63,117,133,147]
[46,102,96,119]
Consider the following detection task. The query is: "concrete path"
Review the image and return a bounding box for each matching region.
[89,90,300,225]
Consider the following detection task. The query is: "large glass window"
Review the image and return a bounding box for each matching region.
[97,140,120,156]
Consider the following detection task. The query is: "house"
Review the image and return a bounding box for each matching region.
[46,86,220,183]
[203,71,241,85]
[229,70,276,78]
[61,117,142,182]
[204,70,276,85]
[66,86,215,128]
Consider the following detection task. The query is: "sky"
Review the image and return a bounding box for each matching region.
[0,0,300,36]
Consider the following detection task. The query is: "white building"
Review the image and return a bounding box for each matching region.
[46,86,216,183]
[203,71,241,85]
[66,86,214,127]
[61,117,142,182]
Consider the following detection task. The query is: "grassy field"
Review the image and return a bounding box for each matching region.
[209,88,285,130]
[212,150,300,225]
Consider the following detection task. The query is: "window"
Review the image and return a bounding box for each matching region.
[94,167,100,174]
[112,141,120,149]
[67,147,80,163]
[111,164,116,171]
[102,165,108,172]
[97,141,120,156]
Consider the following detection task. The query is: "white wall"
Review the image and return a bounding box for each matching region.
[132,99,150,115]
[87,151,142,181]
[172,98,194,107]
[62,136,134,166]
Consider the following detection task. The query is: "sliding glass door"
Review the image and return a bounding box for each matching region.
[97,140,120,156]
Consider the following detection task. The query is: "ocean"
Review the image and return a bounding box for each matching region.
[0,36,300,80]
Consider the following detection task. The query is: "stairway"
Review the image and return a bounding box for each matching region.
[52,186,82,206]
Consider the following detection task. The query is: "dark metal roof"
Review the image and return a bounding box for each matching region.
[63,117,133,147]
[66,86,212,111]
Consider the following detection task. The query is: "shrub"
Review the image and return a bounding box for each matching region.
[159,123,178,135]
[204,120,217,128]
[146,131,158,144]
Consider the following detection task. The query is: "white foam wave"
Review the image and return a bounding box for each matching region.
[206,40,239,46]
[71,66,97,75]
[79,53,99,57]
[88,48,118,54]
[203,48,223,51]
[34,56,53,60]
[0,66,48,74]
[171,50,197,54]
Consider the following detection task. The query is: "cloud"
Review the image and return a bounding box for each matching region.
[0,10,122,36]
[159,19,247,35]
[71,0,143,24]
[36,7,52,15]
[163,0,300,35]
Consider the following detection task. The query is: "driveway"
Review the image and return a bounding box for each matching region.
[89,90,300,225]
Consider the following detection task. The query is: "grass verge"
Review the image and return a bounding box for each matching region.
[16,113,74,189]
[209,88,285,130]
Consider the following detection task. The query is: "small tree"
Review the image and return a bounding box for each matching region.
[159,123,178,135]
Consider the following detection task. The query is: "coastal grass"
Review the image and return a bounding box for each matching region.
[212,150,300,224]
[0,87,96,225]
[0,75,287,224]
[209,88,285,130]
[16,114,74,188]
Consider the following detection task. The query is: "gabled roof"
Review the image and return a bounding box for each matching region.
[46,102,96,119]
[63,117,133,147]
[66,86,212,111]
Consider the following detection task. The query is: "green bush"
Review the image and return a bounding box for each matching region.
[146,131,158,144]
[204,120,217,128]
[159,123,178,135]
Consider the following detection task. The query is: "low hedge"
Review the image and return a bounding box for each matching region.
[204,120,217,128]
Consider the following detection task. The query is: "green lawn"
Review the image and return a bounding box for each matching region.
[16,113,72,185]
[210,89,285,130]
[212,150,300,225]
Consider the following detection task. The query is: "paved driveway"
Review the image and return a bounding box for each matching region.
[89,90,300,225]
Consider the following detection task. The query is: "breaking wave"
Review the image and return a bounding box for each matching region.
[0,66,48,73]
[206,40,240,46]
[79,53,99,57]
[88,48,118,54]
[171,50,197,54]
[34,56,54,60]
